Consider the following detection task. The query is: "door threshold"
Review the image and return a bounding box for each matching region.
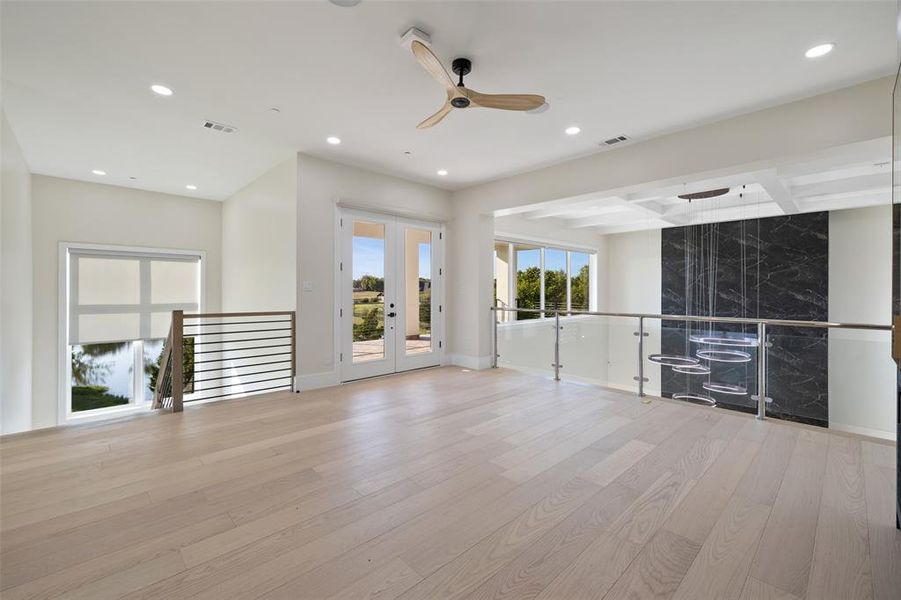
[340,364,442,385]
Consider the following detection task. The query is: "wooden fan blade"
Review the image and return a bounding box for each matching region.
[417,103,453,129]
[411,41,455,91]
[467,91,546,111]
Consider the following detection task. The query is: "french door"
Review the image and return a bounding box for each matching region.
[339,209,444,381]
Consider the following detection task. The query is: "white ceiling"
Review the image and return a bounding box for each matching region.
[1,1,895,201]
[502,137,893,235]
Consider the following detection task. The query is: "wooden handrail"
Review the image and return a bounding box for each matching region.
[183,311,295,319]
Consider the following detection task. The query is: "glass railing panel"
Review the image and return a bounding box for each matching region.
[778,326,893,437]
[647,318,759,413]
[556,315,636,392]
[496,315,555,377]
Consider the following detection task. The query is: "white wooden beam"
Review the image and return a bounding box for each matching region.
[752,169,798,214]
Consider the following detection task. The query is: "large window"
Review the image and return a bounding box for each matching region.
[66,248,201,416]
[494,240,595,321]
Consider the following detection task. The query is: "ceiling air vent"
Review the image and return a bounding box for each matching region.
[601,135,630,147]
[202,120,237,134]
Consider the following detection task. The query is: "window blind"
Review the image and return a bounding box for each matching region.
[68,250,200,345]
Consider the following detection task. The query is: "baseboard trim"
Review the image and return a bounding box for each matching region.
[828,422,896,441]
[448,354,493,370]
[295,370,340,392]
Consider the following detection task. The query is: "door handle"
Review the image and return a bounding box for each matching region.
[387,312,397,318]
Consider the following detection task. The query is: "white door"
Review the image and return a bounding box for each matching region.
[339,209,444,381]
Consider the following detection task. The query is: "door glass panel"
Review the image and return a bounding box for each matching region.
[544,249,567,314]
[515,245,541,320]
[405,228,432,355]
[352,221,386,363]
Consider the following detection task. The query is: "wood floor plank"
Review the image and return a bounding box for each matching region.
[395,476,601,599]
[749,429,828,597]
[806,434,874,600]
[738,577,801,600]
[671,495,771,600]
[466,482,639,600]
[535,532,642,600]
[602,528,701,600]
[0,367,894,600]
[861,457,901,600]
[327,558,422,600]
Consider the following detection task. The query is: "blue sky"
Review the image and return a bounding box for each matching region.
[353,237,431,280]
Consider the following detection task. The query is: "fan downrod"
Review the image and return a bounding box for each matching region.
[450,58,472,107]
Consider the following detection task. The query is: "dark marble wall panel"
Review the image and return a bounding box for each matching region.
[661,211,829,427]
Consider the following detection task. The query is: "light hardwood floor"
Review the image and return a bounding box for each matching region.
[1,367,898,599]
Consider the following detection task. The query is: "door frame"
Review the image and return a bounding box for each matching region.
[336,207,446,383]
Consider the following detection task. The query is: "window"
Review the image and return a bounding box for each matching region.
[66,248,201,416]
[493,240,594,321]
[514,244,541,320]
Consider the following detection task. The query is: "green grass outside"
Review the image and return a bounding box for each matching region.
[71,385,129,412]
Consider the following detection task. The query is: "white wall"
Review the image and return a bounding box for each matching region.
[447,203,495,369]
[828,205,895,439]
[31,175,223,428]
[604,229,662,395]
[1,110,33,433]
[453,77,892,214]
[222,157,297,312]
[295,154,452,386]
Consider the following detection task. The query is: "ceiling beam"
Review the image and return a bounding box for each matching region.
[791,172,890,199]
[752,169,798,214]
[521,198,617,219]
[564,197,687,228]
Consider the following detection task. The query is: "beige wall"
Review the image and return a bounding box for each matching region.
[295,153,451,385]
[1,110,33,433]
[222,157,297,312]
[31,175,223,428]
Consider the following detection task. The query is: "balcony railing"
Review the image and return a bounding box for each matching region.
[152,310,296,411]
[491,305,893,424]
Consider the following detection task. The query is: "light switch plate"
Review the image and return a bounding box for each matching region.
[302,280,313,292]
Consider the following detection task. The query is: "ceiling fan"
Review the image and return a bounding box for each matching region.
[410,41,546,129]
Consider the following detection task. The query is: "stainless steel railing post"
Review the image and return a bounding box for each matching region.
[492,304,499,368]
[757,322,767,420]
[638,316,645,397]
[553,311,561,381]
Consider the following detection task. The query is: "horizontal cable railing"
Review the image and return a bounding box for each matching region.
[152,310,296,412]
[491,304,892,421]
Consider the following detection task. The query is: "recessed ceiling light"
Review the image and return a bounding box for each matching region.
[327,136,341,145]
[437,169,448,176]
[150,84,173,96]
[804,43,834,59]
[565,126,581,136]
[328,0,361,6]
[91,169,106,176]
[186,184,198,190]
